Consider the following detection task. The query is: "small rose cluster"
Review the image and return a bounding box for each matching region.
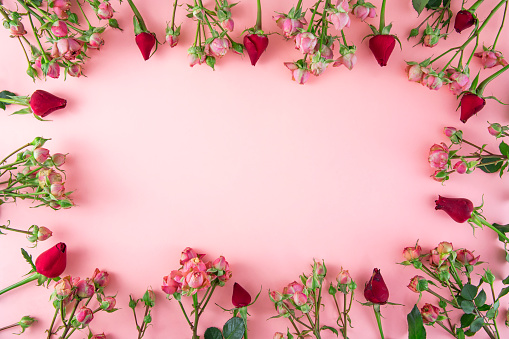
[0,0,120,80]
[48,269,115,338]
[428,126,509,182]
[401,241,509,338]
[0,137,74,210]
[277,0,377,84]
[406,61,471,95]
[270,261,355,339]
[408,1,453,48]
[161,247,232,338]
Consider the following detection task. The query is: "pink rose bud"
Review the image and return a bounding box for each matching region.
[18,315,35,327]
[232,282,252,308]
[50,183,65,198]
[421,303,440,324]
[162,270,184,294]
[402,243,422,261]
[319,44,334,60]
[292,291,308,306]
[407,275,425,293]
[51,21,68,37]
[76,307,94,325]
[460,93,485,123]
[76,279,95,298]
[207,37,230,58]
[435,196,474,223]
[454,10,476,33]
[353,4,376,21]
[456,249,480,265]
[273,333,284,339]
[47,62,61,79]
[310,59,328,76]
[29,90,67,118]
[453,161,467,174]
[284,62,310,85]
[180,247,199,264]
[186,270,209,290]
[135,32,156,61]
[443,127,457,137]
[423,34,439,48]
[428,143,449,170]
[53,6,68,19]
[101,296,116,311]
[53,0,71,11]
[166,34,179,48]
[37,226,53,241]
[33,148,50,163]
[243,33,269,66]
[269,290,283,302]
[369,35,396,67]
[55,276,73,297]
[285,281,304,295]
[282,18,303,38]
[57,38,82,60]
[474,50,508,69]
[91,334,107,339]
[97,2,114,20]
[328,12,351,31]
[336,268,352,285]
[437,241,453,256]
[92,268,110,287]
[295,32,318,54]
[88,33,104,49]
[488,123,502,136]
[422,73,443,90]
[333,52,357,70]
[406,64,424,82]
[220,18,234,32]
[67,64,83,78]
[10,22,27,37]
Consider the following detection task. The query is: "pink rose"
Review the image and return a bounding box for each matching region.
[428,143,449,170]
[295,32,317,54]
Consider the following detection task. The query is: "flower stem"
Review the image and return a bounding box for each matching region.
[0,273,39,296]
[46,307,59,339]
[0,143,30,166]
[0,224,31,235]
[126,0,147,32]
[379,0,386,31]
[307,0,322,32]
[436,320,457,337]
[0,323,19,332]
[76,0,92,29]
[373,304,385,339]
[177,300,193,329]
[171,0,178,30]
[60,299,80,338]
[255,0,262,30]
[476,63,509,96]
[471,212,509,243]
[493,1,507,49]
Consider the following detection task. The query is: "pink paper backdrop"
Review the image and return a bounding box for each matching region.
[1,0,509,338]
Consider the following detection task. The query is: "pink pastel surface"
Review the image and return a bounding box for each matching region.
[1,0,509,338]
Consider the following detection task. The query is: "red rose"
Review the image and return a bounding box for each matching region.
[135,32,156,60]
[243,33,269,66]
[460,93,485,123]
[368,35,396,67]
[364,268,389,304]
[232,282,252,308]
[35,242,67,278]
[454,10,476,33]
[435,196,474,223]
[29,90,67,117]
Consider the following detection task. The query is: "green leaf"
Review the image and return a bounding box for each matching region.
[0,90,16,110]
[204,327,223,339]
[426,0,442,9]
[478,157,503,173]
[461,300,475,314]
[68,13,79,24]
[499,141,509,158]
[320,325,338,336]
[460,314,475,328]
[407,305,427,339]
[474,290,486,307]
[469,318,484,333]
[461,284,478,301]
[456,328,466,339]
[502,274,509,285]
[486,301,499,319]
[12,108,32,115]
[408,28,419,40]
[492,223,509,242]
[497,286,509,300]
[412,0,429,14]
[21,248,36,272]
[223,317,245,339]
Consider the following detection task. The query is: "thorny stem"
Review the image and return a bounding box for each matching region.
[436,320,456,337]
[460,139,496,155]
[493,1,507,49]
[0,273,39,296]
[488,283,501,339]
[0,323,19,331]
[379,0,386,31]
[76,0,92,29]
[126,0,147,31]
[178,300,193,328]
[27,12,48,63]
[442,306,455,333]
[0,224,31,235]
[477,63,509,95]
[288,316,303,339]
[281,303,313,330]
[60,300,80,338]
[0,143,30,166]
[17,37,31,67]
[471,212,509,244]
[46,307,59,339]
[307,0,322,32]
[426,288,458,307]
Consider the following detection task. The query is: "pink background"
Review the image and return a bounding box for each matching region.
[1,0,509,338]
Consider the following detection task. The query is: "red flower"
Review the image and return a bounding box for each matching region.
[243,33,269,66]
[232,282,251,307]
[368,35,396,67]
[435,196,473,223]
[135,32,156,60]
[29,90,67,118]
[364,268,389,304]
[454,10,476,33]
[460,93,486,123]
[35,242,67,278]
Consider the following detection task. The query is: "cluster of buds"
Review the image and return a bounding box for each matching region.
[48,269,115,338]
[129,288,155,339]
[161,247,232,338]
[405,60,471,95]
[277,0,377,84]
[400,240,509,338]
[0,221,52,247]
[408,1,453,47]
[270,261,354,339]
[428,126,509,182]
[0,0,120,80]
[0,137,74,210]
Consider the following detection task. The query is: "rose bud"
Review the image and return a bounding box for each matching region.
[336,267,352,285]
[488,123,502,137]
[50,183,65,198]
[33,147,50,163]
[10,22,27,37]
[135,32,156,61]
[76,278,95,298]
[55,276,73,297]
[292,291,308,306]
[423,34,439,48]
[422,73,443,90]
[166,33,179,48]
[97,1,114,20]
[67,64,83,78]
[407,275,425,293]
[454,10,476,33]
[456,249,480,265]
[353,3,376,21]
[91,334,107,339]
[34,242,66,278]
[162,270,183,294]
[220,18,234,32]
[88,33,104,49]
[295,32,318,54]
[453,160,467,174]
[29,90,67,118]
[57,38,82,60]
[101,296,116,311]
[310,58,328,76]
[232,282,252,308]
[51,21,68,37]
[437,241,453,257]
[206,37,230,58]
[18,315,36,327]
[281,18,303,38]
[364,268,389,304]
[53,0,71,11]
[47,62,61,79]
[460,93,485,123]
[421,303,440,324]
[444,127,457,137]
[92,268,110,287]
[273,333,284,339]
[406,64,424,82]
[285,281,305,295]
[402,243,422,261]
[435,196,474,223]
[428,143,449,170]
[243,33,269,66]
[369,35,396,67]
[284,62,310,85]
[76,307,94,325]
[474,50,508,69]
[37,226,53,241]
[269,290,283,302]
[185,270,209,290]
[180,247,199,264]
[333,51,357,70]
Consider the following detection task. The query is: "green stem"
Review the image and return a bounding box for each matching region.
[46,307,59,339]
[198,284,216,317]
[0,224,31,235]
[489,283,501,339]
[306,0,322,32]
[171,0,178,30]
[477,64,509,96]
[465,34,479,66]
[427,288,458,307]
[177,300,193,329]
[255,0,262,30]
[288,316,303,338]
[192,294,199,339]
[436,320,457,337]
[468,0,485,11]
[0,273,39,296]
[126,0,147,31]
[60,299,80,338]
[27,12,48,63]
[76,0,92,28]
[343,292,348,339]
[379,0,386,31]
[0,323,19,332]
[0,143,30,166]
[296,0,303,11]
[373,304,385,339]
[460,139,496,155]
[0,159,26,170]
[471,212,509,243]
[493,1,507,49]
[16,1,44,23]
[0,6,10,20]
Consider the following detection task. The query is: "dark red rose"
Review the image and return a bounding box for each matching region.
[135,32,156,60]
[29,90,67,118]
[364,268,389,304]
[368,35,396,67]
[454,10,476,33]
[35,242,67,278]
[243,33,269,66]
[232,282,251,307]
[460,93,485,123]
[435,196,473,223]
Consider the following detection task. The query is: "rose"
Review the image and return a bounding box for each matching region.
[474,50,508,69]
[97,2,114,20]
[232,282,252,307]
[333,52,357,70]
[456,249,480,265]
[76,307,94,325]
[206,37,230,58]
[135,32,156,61]
[101,296,116,311]
[89,33,104,49]
[336,267,352,285]
[368,35,396,67]
[35,242,67,278]
[162,270,184,294]
[421,303,440,324]
[295,32,318,54]
[92,268,110,287]
[435,196,473,223]
[428,143,449,170]
[76,278,95,298]
[402,243,422,261]
[55,276,73,297]
[363,268,388,304]
[243,34,269,66]
[454,10,476,33]
[51,21,68,38]
[29,90,67,118]
[407,275,426,293]
[460,93,486,123]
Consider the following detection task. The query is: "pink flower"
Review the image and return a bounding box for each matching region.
[269,290,283,302]
[185,269,210,291]
[92,268,110,287]
[284,62,310,85]
[51,21,68,37]
[55,276,73,297]
[292,291,308,306]
[444,127,457,137]
[76,278,95,298]
[406,64,424,82]
[284,281,304,295]
[9,22,27,37]
[97,2,114,20]
[353,4,376,21]
[101,296,116,311]
[183,257,207,273]
[50,183,65,198]
[91,334,107,339]
[422,73,443,90]
[76,307,94,325]
[295,32,318,54]
[429,248,443,266]
[319,44,334,60]
[166,34,179,48]
[220,18,234,32]
[456,249,480,265]
[188,50,206,67]
[274,333,284,339]
[333,52,357,70]
[53,0,71,11]
[336,268,352,285]
[180,247,199,265]
[206,37,230,58]
[88,33,104,49]
[67,64,83,78]
[421,303,440,324]
[212,256,228,271]
[428,143,449,170]
[47,62,61,79]
[37,226,53,241]
[402,243,422,261]
[447,69,470,95]
[328,12,351,30]
[33,148,50,163]
[56,38,82,60]
[437,241,453,256]
[310,58,328,76]
[453,161,467,174]
[281,18,303,38]
[474,49,508,69]
[162,270,184,294]
[407,275,425,293]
